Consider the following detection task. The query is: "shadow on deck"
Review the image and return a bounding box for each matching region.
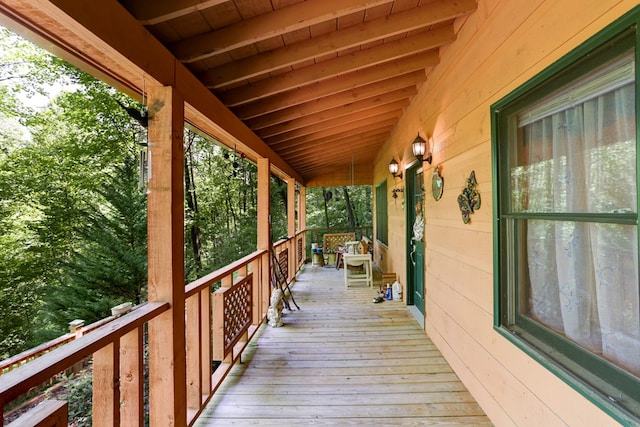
[196,264,493,426]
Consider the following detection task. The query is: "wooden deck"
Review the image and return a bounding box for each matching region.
[195,264,493,426]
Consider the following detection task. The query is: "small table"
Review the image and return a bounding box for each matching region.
[342,253,373,288]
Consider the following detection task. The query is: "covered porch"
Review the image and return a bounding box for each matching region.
[1,0,638,426]
[196,265,491,426]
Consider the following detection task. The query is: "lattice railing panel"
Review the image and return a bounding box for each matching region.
[222,275,252,358]
[277,248,289,282]
[297,237,303,263]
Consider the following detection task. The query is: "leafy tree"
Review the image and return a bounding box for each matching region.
[43,154,147,331]
[306,186,372,230]
[0,26,147,346]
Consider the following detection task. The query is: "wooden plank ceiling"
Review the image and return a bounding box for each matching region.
[118,0,477,184]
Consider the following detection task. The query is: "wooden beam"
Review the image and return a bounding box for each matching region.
[204,0,474,88]
[287,178,296,276]
[264,100,408,144]
[285,140,384,167]
[146,85,187,427]
[245,76,422,128]
[270,112,400,148]
[298,186,306,231]
[257,158,271,251]
[120,0,229,25]
[277,128,391,154]
[170,0,395,63]
[295,156,379,175]
[218,32,449,106]
[186,295,202,413]
[287,179,296,238]
[304,164,373,187]
[93,342,120,427]
[257,158,271,322]
[272,126,394,156]
[256,88,413,138]
[233,61,431,120]
[120,327,143,427]
[279,132,390,160]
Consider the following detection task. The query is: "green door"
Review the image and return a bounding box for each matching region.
[406,165,425,315]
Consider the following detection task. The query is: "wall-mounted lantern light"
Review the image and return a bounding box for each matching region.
[411,133,432,165]
[389,158,402,179]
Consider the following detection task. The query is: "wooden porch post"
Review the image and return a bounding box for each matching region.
[287,178,296,278]
[257,158,271,322]
[299,186,307,263]
[146,85,187,427]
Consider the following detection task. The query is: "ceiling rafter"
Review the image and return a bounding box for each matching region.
[120,0,229,25]
[256,88,413,138]
[246,75,422,129]
[216,29,451,106]
[200,0,474,88]
[111,0,479,185]
[270,114,399,149]
[232,59,433,118]
[264,100,408,145]
[169,0,395,63]
[282,133,390,161]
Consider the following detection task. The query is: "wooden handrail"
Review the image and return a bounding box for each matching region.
[0,302,169,406]
[1,317,118,375]
[185,249,266,298]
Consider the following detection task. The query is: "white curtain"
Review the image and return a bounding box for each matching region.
[516,81,640,376]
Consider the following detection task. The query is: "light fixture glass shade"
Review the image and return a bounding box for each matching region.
[412,134,426,162]
[389,158,399,176]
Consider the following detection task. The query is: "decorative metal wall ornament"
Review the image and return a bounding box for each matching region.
[431,165,444,201]
[457,170,481,224]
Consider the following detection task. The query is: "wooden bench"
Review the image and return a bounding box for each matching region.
[323,233,356,268]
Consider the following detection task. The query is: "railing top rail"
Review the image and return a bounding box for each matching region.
[0,301,169,405]
[185,249,267,298]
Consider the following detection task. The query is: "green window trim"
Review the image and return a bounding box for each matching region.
[492,6,640,425]
[375,179,388,246]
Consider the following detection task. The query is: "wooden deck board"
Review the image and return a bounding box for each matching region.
[195,265,493,426]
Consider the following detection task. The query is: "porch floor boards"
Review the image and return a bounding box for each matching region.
[195,264,493,426]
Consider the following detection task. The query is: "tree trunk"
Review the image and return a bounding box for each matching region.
[184,132,202,271]
[342,186,357,229]
[322,188,330,228]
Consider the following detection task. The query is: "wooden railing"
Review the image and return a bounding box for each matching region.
[0,231,308,426]
[274,230,307,283]
[0,302,170,426]
[0,317,113,376]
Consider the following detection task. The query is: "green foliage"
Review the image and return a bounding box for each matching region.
[183,133,262,281]
[306,186,372,229]
[59,370,93,427]
[44,155,147,330]
[0,26,148,348]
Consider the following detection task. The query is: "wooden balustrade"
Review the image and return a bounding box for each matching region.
[183,249,269,425]
[0,231,309,427]
[0,317,115,376]
[0,302,169,426]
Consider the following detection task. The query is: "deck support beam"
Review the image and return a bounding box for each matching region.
[257,158,271,321]
[287,178,296,279]
[146,85,187,427]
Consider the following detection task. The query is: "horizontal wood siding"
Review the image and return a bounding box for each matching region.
[374,0,638,425]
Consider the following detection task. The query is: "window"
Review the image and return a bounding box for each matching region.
[375,180,388,245]
[492,10,640,422]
